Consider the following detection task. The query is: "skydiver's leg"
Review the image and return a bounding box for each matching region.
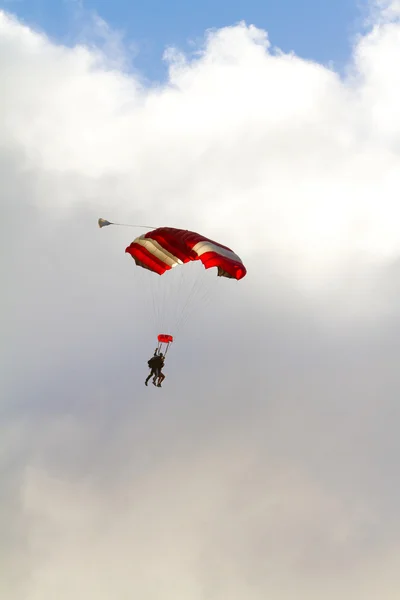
[145,370,153,386]
[152,368,159,385]
[157,372,165,387]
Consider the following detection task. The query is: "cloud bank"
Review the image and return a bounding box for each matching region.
[2,2,400,598]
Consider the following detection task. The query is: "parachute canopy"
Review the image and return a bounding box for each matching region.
[125,228,246,280]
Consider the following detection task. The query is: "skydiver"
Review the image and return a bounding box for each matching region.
[145,350,162,386]
[155,353,166,387]
[156,369,165,387]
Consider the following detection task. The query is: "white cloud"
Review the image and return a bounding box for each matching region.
[2,2,400,598]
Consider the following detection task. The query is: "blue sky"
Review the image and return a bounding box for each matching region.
[1,0,368,81]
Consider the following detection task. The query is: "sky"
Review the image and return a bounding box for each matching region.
[2,0,400,599]
[0,0,368,80]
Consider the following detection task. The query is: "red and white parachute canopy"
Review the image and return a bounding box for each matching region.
[125,227,247,280]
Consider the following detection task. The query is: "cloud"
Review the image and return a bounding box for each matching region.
[2,2,400,598]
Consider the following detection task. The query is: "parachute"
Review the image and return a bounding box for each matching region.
[99,220,247,350]
[125,227,246,280]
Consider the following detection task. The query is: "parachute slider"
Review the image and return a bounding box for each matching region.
[158,334,173,344]
[157,333,173,356]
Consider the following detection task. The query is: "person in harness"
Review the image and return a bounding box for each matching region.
[145,350,165,387]
[156,358,166,387]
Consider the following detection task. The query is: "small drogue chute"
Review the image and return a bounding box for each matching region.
[98,218,113,228]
